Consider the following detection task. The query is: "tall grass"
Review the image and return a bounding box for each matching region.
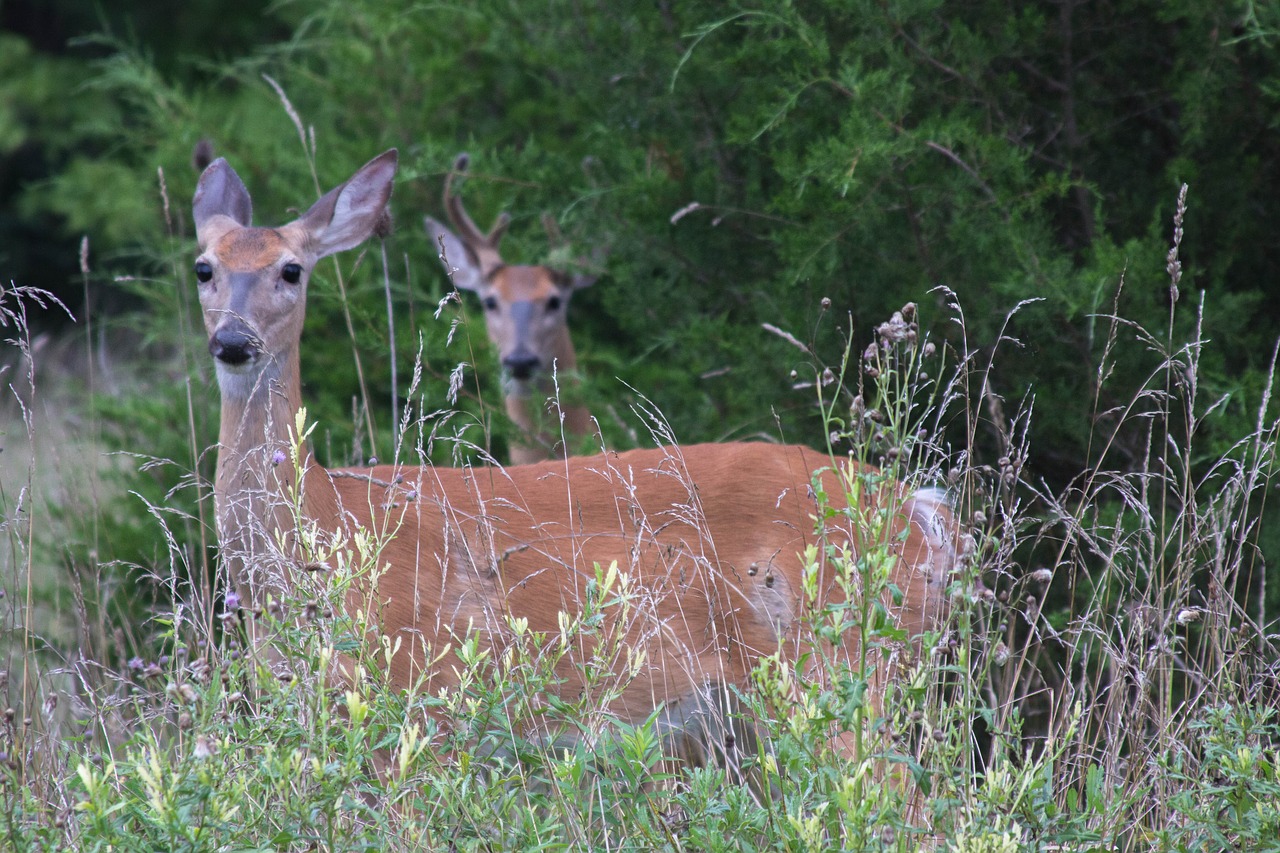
[0,183,1277,851]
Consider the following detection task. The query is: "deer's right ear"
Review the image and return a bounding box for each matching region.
[299,149,399,258]
[193,158,252,248]
[424,217,486,292]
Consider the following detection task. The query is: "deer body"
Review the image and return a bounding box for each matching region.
[425,154,596,464]
[196,151,960,755]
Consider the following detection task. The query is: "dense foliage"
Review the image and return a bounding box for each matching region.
[5,0,1279,469]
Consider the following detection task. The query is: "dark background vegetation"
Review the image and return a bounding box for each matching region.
[3,0,1279,617]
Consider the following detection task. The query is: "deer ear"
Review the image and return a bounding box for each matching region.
[193,158,252,248]
[424,216,486,292]
[298,149,398,258]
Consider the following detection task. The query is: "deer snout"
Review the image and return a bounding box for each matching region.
[209,324,259,366]
[503,351,542,381]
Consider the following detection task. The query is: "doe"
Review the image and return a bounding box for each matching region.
[195,149,962,773]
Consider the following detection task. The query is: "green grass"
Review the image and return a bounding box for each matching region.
[1,195,1278,851]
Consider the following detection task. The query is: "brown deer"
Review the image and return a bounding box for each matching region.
[424,154,596,465]
[195,149,961,768]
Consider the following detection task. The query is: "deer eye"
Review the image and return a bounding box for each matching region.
[546,295,562,312]
[281,263,303,284]
[194,261,213,283]
[482,296,499,312]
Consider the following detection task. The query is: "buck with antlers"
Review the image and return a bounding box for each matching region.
[196,149,962,768]
[424,154,596,465]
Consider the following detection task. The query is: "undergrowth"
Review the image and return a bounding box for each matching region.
[0,185,1277,851]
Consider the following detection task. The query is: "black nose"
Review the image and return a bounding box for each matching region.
[503,353,541,381]
[209,328,258,365]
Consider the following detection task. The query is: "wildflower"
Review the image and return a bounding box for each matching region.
[188,658,210,684]
[1176,608,1203,626]
[993,642,1010,666]
[1030,568,1053,585]
[876,310,911,344]
[224,591,240,611]
[193,735,216,760]
[271,449,287,466]
[128,656,145,671]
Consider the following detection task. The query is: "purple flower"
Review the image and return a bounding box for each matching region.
[225,591,241,611]
[271,449,287,466]
[128,657,144,671]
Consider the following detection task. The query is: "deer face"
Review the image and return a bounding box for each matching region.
[469,264,588,383]
[194,224,312,379]
[192,151,398,395]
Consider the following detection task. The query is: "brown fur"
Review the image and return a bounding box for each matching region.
[195,150,962,764]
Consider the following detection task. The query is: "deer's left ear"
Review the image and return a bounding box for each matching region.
[425,217,487,292]
[298,149,398,258]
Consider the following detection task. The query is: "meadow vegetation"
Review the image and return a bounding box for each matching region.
[1,1,1279,849]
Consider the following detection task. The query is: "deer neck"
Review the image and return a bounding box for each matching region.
[214,346,340,612]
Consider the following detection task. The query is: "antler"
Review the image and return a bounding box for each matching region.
[443,152,509,276]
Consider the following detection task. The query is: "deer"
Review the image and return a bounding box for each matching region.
[424,154,596,465]
[194,148,964,776]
